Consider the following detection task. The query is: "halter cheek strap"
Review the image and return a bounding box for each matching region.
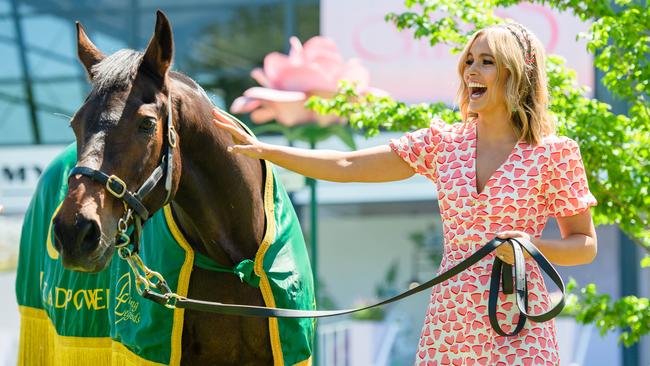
[164,92,177,203]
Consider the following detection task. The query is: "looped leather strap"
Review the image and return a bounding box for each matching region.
[147,237,565,337]
[488,237,565,336]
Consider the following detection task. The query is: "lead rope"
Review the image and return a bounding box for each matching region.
[127,236,565,337]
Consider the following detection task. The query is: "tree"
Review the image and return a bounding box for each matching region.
[308,0,650,347]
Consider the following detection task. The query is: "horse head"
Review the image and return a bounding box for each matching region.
[52,11,180,272]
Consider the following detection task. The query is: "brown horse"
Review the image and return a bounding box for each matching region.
[51,11,276,365]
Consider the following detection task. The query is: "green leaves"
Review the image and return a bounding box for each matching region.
[641,256,650,268]
[307,81,460,135]
[386,0,503,53]
[565,280,650,347]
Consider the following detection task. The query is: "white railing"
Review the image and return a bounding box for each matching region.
[318,321,400,366]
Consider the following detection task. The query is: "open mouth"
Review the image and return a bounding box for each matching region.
[468,82,487,100]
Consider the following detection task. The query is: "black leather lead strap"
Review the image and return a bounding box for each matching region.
[501,263,514,295]
[170,240,502,317]
[170,240,499,316]
[160,238,565,337]
[488,237,565,336]
[489,242,527,336]
[512,238,566,323]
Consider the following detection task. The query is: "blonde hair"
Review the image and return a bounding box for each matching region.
[456,23,555,145]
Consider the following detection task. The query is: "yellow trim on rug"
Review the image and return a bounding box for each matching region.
[253,160,284,366]
[163,204,195,366]
[46,202,64,260]
[233,112,310,365]
[18,306,166,366]
[294,356,313,366]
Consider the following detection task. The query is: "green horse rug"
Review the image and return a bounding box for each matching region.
[16,143,315,365]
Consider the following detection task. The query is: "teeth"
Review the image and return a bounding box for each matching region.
[468,82,487,88]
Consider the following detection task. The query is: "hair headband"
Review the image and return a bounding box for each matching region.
[503,23,537,67]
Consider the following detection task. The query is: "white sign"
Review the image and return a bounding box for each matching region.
[322,0,594,104]
[0,145,67,214]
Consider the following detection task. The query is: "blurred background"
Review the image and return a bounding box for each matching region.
[0,0,647,365]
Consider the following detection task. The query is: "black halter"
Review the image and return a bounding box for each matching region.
[69,92,177,253]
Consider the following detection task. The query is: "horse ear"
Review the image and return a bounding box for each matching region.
[141,10,174,83]
[76,22,105,79]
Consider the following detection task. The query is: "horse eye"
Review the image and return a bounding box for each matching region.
[140,117,157,132]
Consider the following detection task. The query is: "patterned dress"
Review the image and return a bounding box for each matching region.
[389,118,597,366]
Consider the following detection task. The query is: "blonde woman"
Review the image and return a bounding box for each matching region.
[213,22,597,365]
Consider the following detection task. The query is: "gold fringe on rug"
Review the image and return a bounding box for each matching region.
[18,307,164,366]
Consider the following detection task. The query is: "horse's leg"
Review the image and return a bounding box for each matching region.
[180,268,273,365]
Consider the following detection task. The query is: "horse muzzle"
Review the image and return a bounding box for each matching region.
[52,211,112,272]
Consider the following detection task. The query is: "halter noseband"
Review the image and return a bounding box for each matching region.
[68,92,177,253]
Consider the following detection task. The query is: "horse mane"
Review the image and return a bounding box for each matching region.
[90,49,144,95]
[88,48,217,130]
[169,71,215,107]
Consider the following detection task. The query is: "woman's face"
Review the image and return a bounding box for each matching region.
[462,35,509,116]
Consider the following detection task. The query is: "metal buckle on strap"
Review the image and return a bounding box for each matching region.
[164,293,181,309]
[168,125,177,148]
[106,175,127,198]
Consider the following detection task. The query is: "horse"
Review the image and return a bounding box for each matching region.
[49,11,310,366]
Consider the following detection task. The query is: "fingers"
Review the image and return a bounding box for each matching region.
[497,231,519,239]
[495,233,533,264]
[226,142,263,160]
[211,108,265,160]
[213,119,245,138]
[212,107,236,124]
[226,144,252,154]
[495,247,513,264]
[212,108,250,143]
[212,108,242,131]
[496,233,515,263]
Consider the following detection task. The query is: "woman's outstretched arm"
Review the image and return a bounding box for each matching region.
[212,108,415,183]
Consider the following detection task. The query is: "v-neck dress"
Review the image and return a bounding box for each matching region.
[389,118,597,366]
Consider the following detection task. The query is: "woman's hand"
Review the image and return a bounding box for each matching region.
[212,108,268,160]
[494,231,533,265]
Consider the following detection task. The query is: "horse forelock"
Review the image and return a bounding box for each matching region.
[90,49,144,95]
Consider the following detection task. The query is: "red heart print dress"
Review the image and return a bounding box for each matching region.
[389,118,597,366]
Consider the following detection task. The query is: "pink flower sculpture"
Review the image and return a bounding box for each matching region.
[231,36,382,126]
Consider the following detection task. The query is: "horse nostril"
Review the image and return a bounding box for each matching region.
[77,219,101,253]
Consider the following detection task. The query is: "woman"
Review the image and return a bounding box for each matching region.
[213,22,597,365]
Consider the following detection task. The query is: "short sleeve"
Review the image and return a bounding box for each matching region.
[389,119,446,182]
[544,137,597,217]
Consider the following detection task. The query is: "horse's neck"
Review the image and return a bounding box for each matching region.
[170,79,265,265]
